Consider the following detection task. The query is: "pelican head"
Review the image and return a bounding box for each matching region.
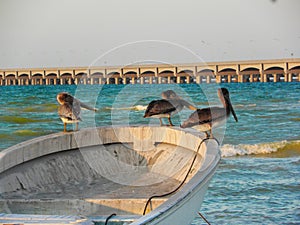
[161,90,179,99]
[218,88,238,122]
[57,92,73,105]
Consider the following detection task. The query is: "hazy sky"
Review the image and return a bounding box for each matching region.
[0,0,300,68]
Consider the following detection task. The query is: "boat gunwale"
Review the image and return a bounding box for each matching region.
[0,125,206,174]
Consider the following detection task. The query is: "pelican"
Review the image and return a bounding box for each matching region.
[57,92,97,132]
[144,90,197,126]
[180,88,238,138]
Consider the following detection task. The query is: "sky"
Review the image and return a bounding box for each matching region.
[0,0,300,69]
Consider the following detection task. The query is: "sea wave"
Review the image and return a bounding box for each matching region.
[221,140,300,158]
[106,105,147,111]
[0,115,53,124]
[234,103,257,109]
[13,130,41,136]
[0,115,39,124]
[22,103,58,113]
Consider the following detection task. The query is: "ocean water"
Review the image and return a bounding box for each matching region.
[0,82,299,224]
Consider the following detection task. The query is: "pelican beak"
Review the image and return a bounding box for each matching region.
[188,105,197,110]
[181,100,197,111]
[228,101,238,122]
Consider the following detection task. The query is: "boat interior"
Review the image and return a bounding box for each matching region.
[0,127,205,218]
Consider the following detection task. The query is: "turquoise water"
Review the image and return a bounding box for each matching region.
[0,82,299,224]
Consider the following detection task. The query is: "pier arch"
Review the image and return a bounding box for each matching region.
[196,69,215,84]
[289,66,300,82]
[60,72,73,77]
[139,70,156,84]
[240,64,261,71]
[140,71,154,77]
[158,70,175,84]
[106,72,121,84]
[240,67,260,82]
[140,68,156,74]
[158,69,175,75]
[90,72,104,85]
[140,68,157,83]
[218,68,237,83]
[5,72,17,77]
[74,72,88,85]
[18,72,30,85]
[31,73,44,85]
[177,69,194,84]
[289,65,300,73]
[18,74,30,85]
[59,72,74,85]
[123,71,138,84]
[263,64,284,71]
[45,73,58,85]
[5,74,17,85]
[18,72,30,77]
[31,71,44,77]
[264,66,284,82]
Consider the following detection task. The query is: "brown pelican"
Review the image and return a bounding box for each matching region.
[180,88,238,138]
[144,90,197,126]
[57,92,97,132]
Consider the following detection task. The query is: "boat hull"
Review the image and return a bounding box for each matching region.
[0,125,220,225]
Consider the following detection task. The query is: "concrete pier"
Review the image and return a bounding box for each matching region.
[1,58,299,86]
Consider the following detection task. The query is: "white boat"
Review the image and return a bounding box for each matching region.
[0,125,220,225]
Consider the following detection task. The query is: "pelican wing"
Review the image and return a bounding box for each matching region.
[72,99,82,119]
[66,94,97,111]
[58,101,81,121]
[181,107,226,128]
[78,101,98,111]
[181,108,211,128]
[178,99,197,110]
[144,99,176,117]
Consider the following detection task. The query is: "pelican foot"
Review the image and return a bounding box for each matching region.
[159,118,163,126]
[204,132,209,138]
[204,132,214,139]
[63,129,73,133]
[167,118,174,127]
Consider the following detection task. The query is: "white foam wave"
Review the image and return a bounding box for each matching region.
[234,104,256,109]
[133,105,147,111]
[106,105,147,111]
[221,141,287,157]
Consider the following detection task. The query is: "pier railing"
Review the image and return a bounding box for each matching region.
[0,58,299,86]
